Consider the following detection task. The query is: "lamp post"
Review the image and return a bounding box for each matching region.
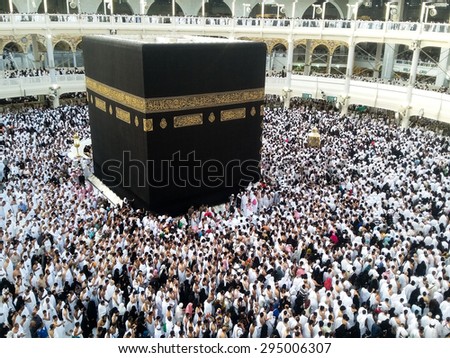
[425,6,436,23]
[419,2,445,23]
[172,0,175,16]
[66,0,79,14]
[261,0,265,19]
[346,3,360,21]
[243,3,251,17]
[44,0,48,13]
[276,4,284,19]
[109,0,114,16]
[420,2,431,23]
[421,2,437,23]
[232,0,236,17]
[202,0,205,17]
[312,4,321,19]
[139,0,146,15]
[355,3,360,20]
[321,0,329,21]
[385,2,398,22]
[104,0,114,16]
[292,0,298,18]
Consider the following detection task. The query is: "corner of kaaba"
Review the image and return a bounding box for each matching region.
[83,35,266,216]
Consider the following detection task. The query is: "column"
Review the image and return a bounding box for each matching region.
[402,41,420,128]
[435,48,450,87]
[326,52,332,75]
[46,34,59,108]
[139,0,146,15]
[31,34,42,69]
[46,34,56,82]
[266,52,271,74]
[72,51,77,68]
[396,0,406,22]
[271,50,276,72]
[304,39,312,76]
[283,37,294,109]
[373,43,383,78]
[381,44,396,80]
[340,40,355,115]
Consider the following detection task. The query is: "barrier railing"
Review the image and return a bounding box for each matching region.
[1,14,450,35]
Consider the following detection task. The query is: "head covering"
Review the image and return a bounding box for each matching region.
[185,303,193,316]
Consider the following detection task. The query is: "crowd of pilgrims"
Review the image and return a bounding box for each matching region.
[1,68,85,79]
[0,98,449,339]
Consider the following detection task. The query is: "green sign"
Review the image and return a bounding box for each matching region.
[326,96,337,103]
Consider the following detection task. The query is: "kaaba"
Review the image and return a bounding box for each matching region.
[83,35,266,215]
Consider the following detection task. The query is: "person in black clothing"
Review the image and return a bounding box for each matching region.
[29,307,43,338]
[408,285,421,306]
[415,260,427,276]
[370,321,383,338]
[85,299,97,337]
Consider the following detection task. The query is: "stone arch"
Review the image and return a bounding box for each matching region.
[293,41,308,73]
[34,34,49,52]
[330,42,349,75]
[267,42,288,74]
[265,39,288,55]
[147,0,184,16]
[419,46,441,64]
[0,0,18,13]
[353,41,381,78]
[329,41,348,56]
[54,39,74,67]
[2,40,25,70]
[294,39,308,48]
[302,2,344,20]
[54,39,73,52]
[2,40,25,53]
[27,38,47,53]
[249,2,285,18]
[196,1,232,17]
[75,40,84,68]
[37,0,68,13]
[311,41,332,54]
[21,37,47,70]
[52,34,82,51]
[75,39,83,50]
[272,43,287,54]
[311,43,330,74]
[97,0,134,15]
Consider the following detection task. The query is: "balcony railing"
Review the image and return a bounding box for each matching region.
[1,73,449,123]
[0,14,450,35]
